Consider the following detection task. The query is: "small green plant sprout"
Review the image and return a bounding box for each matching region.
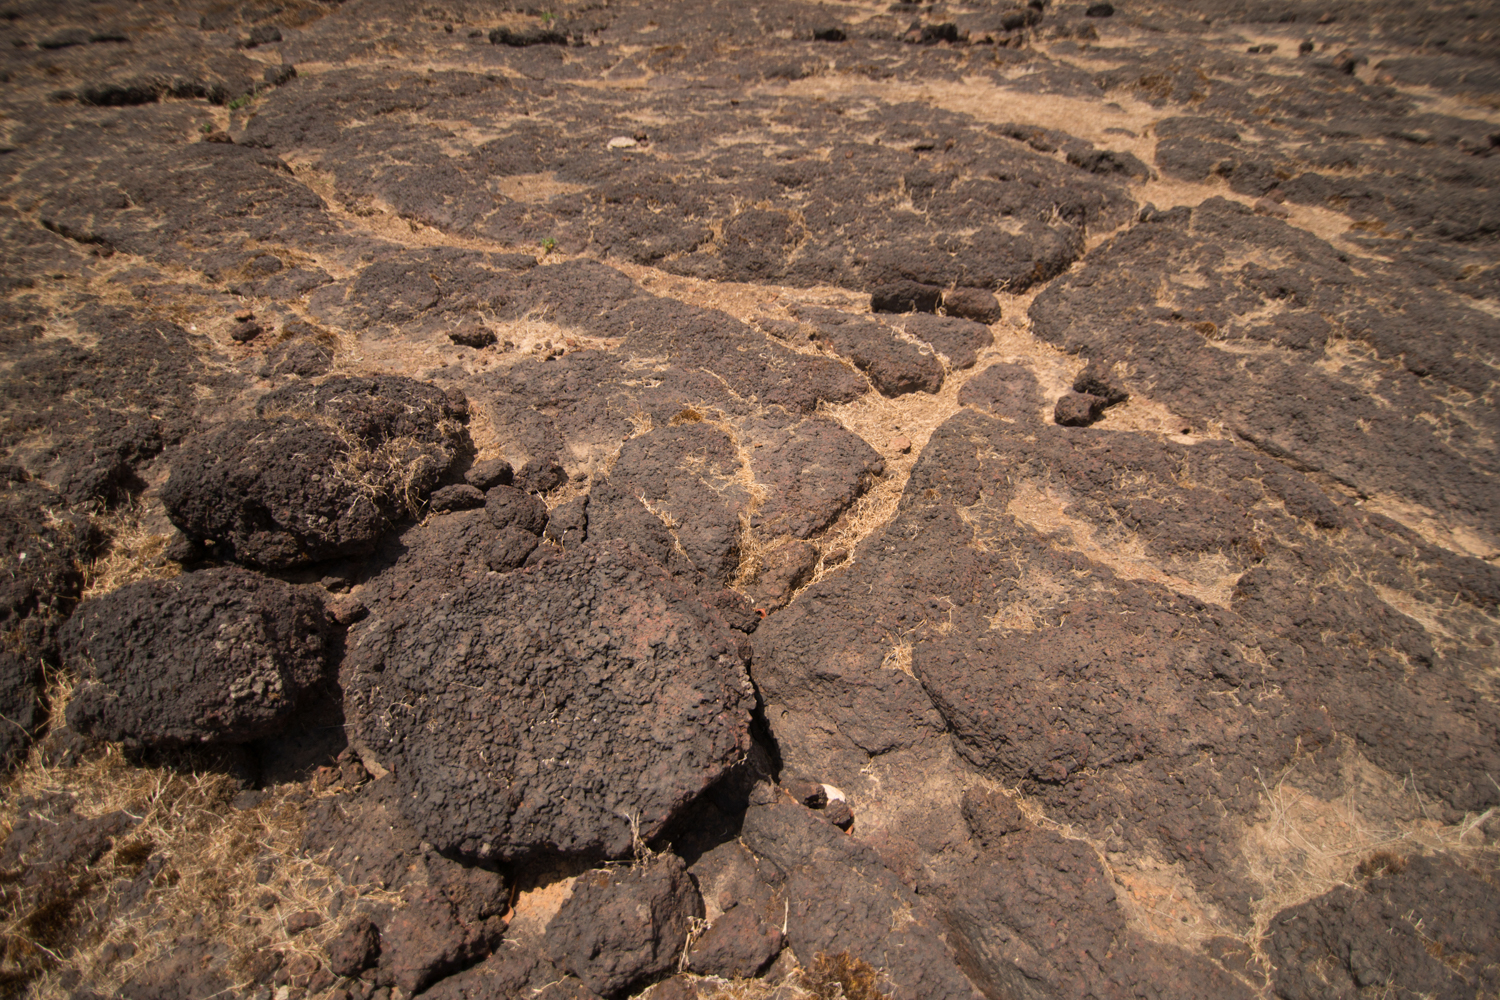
[540,236,558,255]
[541,11,556,25]
[227,94,250,111]
[199,122,212,133]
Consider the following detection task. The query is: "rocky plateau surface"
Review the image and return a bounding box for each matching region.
[0,0,1498,998]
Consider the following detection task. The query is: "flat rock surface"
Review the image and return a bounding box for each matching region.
[0,0,1497,997]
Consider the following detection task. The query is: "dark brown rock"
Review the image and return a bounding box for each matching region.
[801,308,944,398]
[465,458,514,490]
[900,313,993,369]
[381,888,504,994]
[516,456,566,494]
[544,853,703,998]
[326,917,380,977]
[957,363,1043,421]
[942,287,1003,324]
[343,541,755,861]
[1267,854,1500,999]
[420,939,599,1000]
[62,568,333,747]
[1053,391,1106,426]
[162,377,470,568]
[870,280,942,314]
[740,794,984,1000]
[429,484,486,512]
[686,904,784,978]
[747,539,818,610]
[450,326,497,348]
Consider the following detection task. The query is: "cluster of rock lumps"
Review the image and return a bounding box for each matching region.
[45,368,836,997]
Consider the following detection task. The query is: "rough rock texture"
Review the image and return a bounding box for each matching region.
[1031,196,1500,552]
[162,376,470,567]
[957,362,1043,420]
[684,904,784,979]
[740,791,985,1000]
[344,541,755,861]
[423,941,601,1000]
[62,568,333,747]
[2,0,1499,995]
[756,401,1500,943]
[545,853,703,998]
[1267,854,1500,999]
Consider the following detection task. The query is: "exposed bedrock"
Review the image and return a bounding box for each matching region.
[1,0,1498,996]
[755,403,1500,929]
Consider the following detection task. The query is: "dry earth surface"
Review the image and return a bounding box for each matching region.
[1,0,1498,998]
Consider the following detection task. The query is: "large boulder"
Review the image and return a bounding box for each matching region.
[62,568,334,747]
[161,376,469,567]
[344,539,755,861]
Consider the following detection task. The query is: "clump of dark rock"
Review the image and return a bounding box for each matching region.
[242,25,282,47]
[229,317,261,342]
[942,287,1003,324]
[485,484,548,534]
[958,363,1043,421]
[259,335,334,378]
[870,280,942,314]
[490,23,570,46]
[384,887,505,992]
[421,939,597,999]
[1067,148,1153,179]
[900,313,992,369]
[301,776,513,992]
[1072,361,1129,405]
[343,540,755,861]
[516,455,567,494]
[465,457,513,490]
[686,903,785,978]
[162,376,469,567]
[325,917,379,977]
[429,484,486,512]
[801,308,943,397]
[61,568,334,747]
[1267,854,1500,999]
[545,853,703,998]
[545,494,589,550]
[747,539,819,611]
[449,326,497,348]
[1,476,96,766]
[483,483,550,568]
[960,785,1028,851]
[1053,391,1108,426]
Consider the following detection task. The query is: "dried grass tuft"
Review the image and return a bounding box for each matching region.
[798,952,893,1000]
[80,508,178,601]
[0,737,363,999]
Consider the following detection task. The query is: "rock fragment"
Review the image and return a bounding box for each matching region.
[545,854,703,998]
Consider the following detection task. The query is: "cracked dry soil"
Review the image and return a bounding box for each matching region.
[1,0,1499,998]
